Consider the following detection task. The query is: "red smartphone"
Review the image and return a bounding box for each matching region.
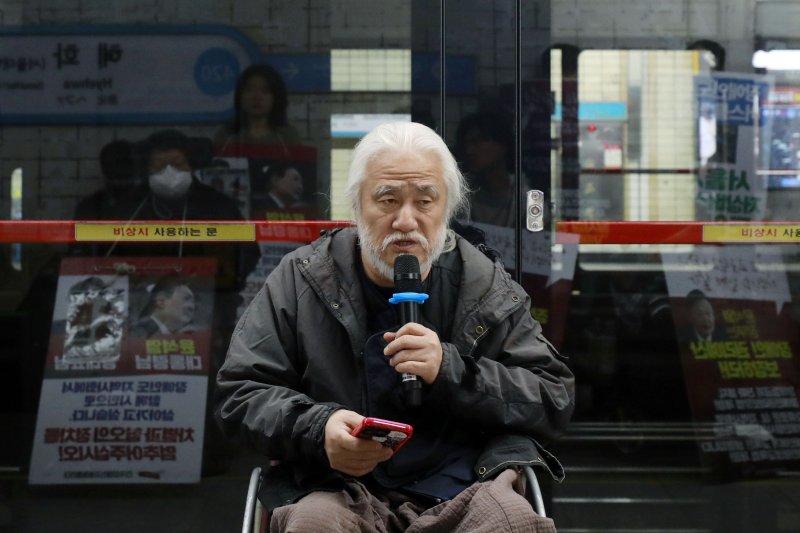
[351,417,413,452]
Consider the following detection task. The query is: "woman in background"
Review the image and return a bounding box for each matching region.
[214,64,301,150]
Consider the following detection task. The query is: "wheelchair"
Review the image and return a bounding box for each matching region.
[241,464,548,533]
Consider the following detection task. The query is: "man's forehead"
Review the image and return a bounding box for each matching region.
[151,148,187,163]
[363,151,444,188]
[370,179,440,194]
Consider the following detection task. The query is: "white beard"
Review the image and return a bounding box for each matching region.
[357,222,447,284]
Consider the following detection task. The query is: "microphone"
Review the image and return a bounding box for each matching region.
[389,254,429,407]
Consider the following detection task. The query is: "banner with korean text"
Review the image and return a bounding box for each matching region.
[664,246,800,480]
[29,257,216,484]
[695,73,773,221]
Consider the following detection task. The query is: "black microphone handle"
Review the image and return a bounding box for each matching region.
[398,301,423,407]
[399,301,418,324]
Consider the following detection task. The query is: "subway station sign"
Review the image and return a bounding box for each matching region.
[0,25,261,124]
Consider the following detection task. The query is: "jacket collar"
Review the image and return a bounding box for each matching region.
[449,236,524,355]
[298,226,525,355]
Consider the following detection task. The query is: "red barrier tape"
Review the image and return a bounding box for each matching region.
[2,220,799,245]
[0,220,352,243]
[556,221,800,244]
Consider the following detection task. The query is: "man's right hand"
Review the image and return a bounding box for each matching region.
[324,409,394,477]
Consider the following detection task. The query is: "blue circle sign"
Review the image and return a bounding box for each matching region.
[194,48,240,97]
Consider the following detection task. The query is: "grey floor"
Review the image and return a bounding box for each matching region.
[1,443,262,533]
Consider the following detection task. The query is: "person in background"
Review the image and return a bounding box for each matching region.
[64,128,258,473]
[73,129,259,282]
[73,139,138,220]
[214,64,301,151]
[126,128,260,342]
[454,110,516,227]
[124,129,255,239]
[125,129,260,474]
[216,122,574,531]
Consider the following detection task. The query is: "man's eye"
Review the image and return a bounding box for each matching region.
[379,198,397,205]
[417,199,433,207]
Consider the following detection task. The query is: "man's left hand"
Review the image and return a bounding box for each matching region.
[383,323,443,384]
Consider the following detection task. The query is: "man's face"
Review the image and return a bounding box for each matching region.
[272,168,304,202]
[156,285,196,330]
[357,149,448,286]
[689,299,715,337]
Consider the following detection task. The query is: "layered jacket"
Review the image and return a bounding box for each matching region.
[215,227,575,505]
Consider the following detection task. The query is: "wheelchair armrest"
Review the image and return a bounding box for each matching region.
[242,466,262,533]
[522,464,546,518]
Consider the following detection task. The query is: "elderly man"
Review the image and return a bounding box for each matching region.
[216,122,574,531]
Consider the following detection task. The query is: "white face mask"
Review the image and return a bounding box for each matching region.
[148,165,193,199]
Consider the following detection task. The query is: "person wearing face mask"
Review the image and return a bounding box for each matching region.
[122,129,259,326]
[132,129,237,221]
[71,130,259,334]
[70,129,260,475]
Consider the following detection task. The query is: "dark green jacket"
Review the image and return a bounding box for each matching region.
[215,227,574,505]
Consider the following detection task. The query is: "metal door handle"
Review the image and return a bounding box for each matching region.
[526,190,544,232]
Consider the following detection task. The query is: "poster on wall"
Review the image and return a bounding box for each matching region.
[29,257,217,484]
[207,143,318,317]
[663,246,800,480]
[195,158,252,218]
[695,73,774,221]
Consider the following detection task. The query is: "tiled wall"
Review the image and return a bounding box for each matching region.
[0,0,796,223]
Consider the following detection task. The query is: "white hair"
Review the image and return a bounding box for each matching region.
[343,121,468,223]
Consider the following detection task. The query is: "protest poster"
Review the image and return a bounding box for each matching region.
[210,143,317,314]
[29,257,217,484]
[214,143,319,222]
[663,246,800,480]
[695,73,774,221]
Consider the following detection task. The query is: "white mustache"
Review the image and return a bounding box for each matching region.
[380,231,430,253]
